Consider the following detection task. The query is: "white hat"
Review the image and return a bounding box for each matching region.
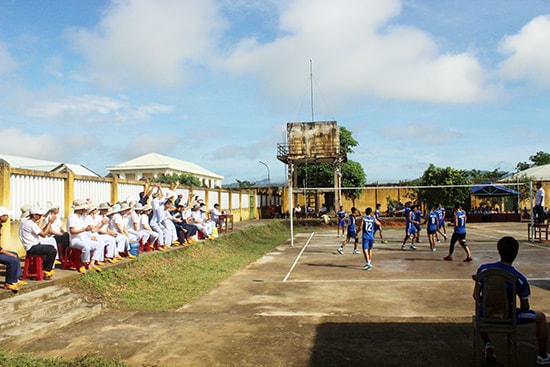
[72,199,88,211]
[20,203,31,218]
[134,203,144,211]
[29,206,47,216]
[46,201,60,210]
[0,206,12,216]
[98,202,111,211]
[118,202,131,213]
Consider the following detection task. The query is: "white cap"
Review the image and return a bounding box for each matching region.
[0,206,12,216]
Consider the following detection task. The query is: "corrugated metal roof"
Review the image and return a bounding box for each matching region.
[503,163,550,182]
[107,152,223,179]
[0,153,99,176]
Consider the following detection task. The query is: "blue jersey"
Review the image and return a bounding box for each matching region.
[347,215,356,233]
[362,215,376,240]
[414,209,422,228]
[427,211,438,231]
[403,207,411,225]
[337,210,346,220]
[454,210,467,234]
[476,262,530,300]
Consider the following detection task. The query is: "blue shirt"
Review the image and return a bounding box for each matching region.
[476,262,530,300]
[403,207,411,225]
[427,211,438,231]
[347,215,356,233]
[362,215,376,240]
[454,210,467,234]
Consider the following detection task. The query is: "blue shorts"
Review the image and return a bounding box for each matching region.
[362,237,374,250]
[518,309,537,324]
[374,224,381,231]
[407,223,417,235]
[338,220,346,227]
[347,230,356,239]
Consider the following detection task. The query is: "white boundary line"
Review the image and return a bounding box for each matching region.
[283,232,315,282]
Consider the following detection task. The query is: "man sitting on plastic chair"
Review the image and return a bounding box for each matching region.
[474,236,550,365]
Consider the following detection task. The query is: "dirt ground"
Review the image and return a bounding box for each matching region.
[5,221,550,367]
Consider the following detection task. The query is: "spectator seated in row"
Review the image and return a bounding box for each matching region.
[18,206,58,279]
[0,207,26,292]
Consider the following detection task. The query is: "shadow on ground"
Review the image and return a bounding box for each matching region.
[309,321,539,367]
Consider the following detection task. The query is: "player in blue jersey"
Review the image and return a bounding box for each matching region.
[474,237,550,364]
[413,206,423,243]
[336,206,347,237]
[361,207,381,270]
[443,203,472,262]
[373,203,387,244]
[337,207,360,254]
[395,201,416,250]
[423,205,439,252]
[435,203,447,242]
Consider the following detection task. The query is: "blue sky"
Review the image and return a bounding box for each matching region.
[1,0,549,185]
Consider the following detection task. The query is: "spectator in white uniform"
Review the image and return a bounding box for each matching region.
[18,206,58,278]
[66,199,104,273]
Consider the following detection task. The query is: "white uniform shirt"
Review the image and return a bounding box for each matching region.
[19,219,42,250]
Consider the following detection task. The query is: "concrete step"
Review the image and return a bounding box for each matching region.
[0,285,103,344]
[0,286,71,313]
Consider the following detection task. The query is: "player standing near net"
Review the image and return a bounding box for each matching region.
[396,202,418,250]
[424,205,438,252]
[373,203,387,244]
[337,207,360,254]
[435,203,447,242]
[443,203,472,262]
[361,207,381,270]
[336,205,346,238]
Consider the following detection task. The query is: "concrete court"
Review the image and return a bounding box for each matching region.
[7,221,550,367]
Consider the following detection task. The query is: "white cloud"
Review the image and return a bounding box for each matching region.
[0,41,17,75]
[0,128,84,161]
[224,0,493,107]
[498,15,550,86]
[378,122,456,144]
[6,86,172,125]
[67,0,227,89]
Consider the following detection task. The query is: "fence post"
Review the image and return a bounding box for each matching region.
[65,170,75,214]
[0,159,12,244]
[111,175,119,205]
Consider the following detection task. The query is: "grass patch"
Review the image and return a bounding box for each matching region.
[0,350,153,367]
[74,220,296,311]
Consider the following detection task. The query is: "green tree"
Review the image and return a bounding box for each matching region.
[516,151,550,171]
[414,164,472,211]
[467,168,508,183]
[152,173,201,187]
[296,126,366,195]
[235,179,256,188]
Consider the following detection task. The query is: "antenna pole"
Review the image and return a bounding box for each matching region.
[310,59,314,122]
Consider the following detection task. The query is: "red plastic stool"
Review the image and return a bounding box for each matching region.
[63,247,83,271]
[22,254,46,280]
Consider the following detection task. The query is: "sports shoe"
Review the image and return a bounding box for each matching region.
[337,247,344,254]
[537,353,550,365]
[362,264,372,270]
[463,256,473,262]
[430,248,436,252]
[352,249,360,255]
[382,240,388,244]
[410,244,417,250]
[437,239,441,244]
[484,342,496,362]
[401,245,406,251]
[443,234,447,240]
[443,255,453,261]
